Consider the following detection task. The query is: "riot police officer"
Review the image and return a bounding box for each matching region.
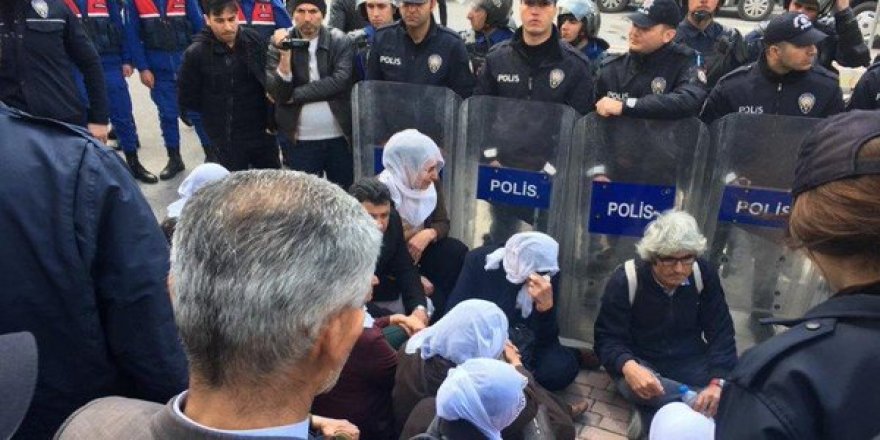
[366,0,475,98]
[350,0,398,82]
[557,0,608,72]
[474,0,594,114]
[594,0,707,119]
[65,0,157,183]
[236,0,291,42]
[461,0,514,75]
[847,61,880,110]
[674,0,748,87]
[126,0,204,180]
[701,12,844,124]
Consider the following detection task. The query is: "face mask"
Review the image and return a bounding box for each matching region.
[691,9,711,22]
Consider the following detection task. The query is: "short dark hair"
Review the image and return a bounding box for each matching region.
[349,177,392,206]
[202,0,239,16]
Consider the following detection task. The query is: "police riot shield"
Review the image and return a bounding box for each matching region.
[449,96,578,250]
[351,81,461,194]
[702,113,828,347]
[558,115,709,342]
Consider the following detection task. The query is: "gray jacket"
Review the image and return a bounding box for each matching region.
[266,25,353,143]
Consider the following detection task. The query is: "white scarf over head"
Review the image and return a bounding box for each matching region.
[166,164,230,218]
[436,358,528,440]
[484,232,560,319]
[404,299,508,365]
[377,129,444,229]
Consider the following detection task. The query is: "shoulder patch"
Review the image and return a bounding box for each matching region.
[716,62,753,84]
[435,24,463,39]
[559,41,591,66]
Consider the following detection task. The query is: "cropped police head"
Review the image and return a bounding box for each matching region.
[627,0,680,54]
[401,0,437,30]
[763,12,826,73]
[468,0,513,32]
[358,0,398,29]
[520,0,558,41]
[557,0,600,44]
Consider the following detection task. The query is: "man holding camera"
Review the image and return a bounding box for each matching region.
[266,0,354,188]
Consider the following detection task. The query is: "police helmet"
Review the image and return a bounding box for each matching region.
[472,0,514,29]
[357,0,399,22]
[782,0,834,18]
[557,0,601,38]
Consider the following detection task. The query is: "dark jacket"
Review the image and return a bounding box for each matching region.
[674,19,748,87]
[474,27,594,115]
[700,57,844,124]
[68,0,127,57]
[744,9,871,72]
[405,401,491,440]
[847,61,880,110]
[0,103,188,440]
[328,0,367,33]
[595,43,708,119]
[594,258,737,385]
[463,25,514,75]
[374,209,427,313]
[0,0,108,125]
[178,27,271,143]
[126,0,204,72]
[715,285,880,439]
[266,25,354,142]
[366,19,475,98]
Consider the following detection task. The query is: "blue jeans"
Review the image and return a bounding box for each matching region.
[287,136,353,188]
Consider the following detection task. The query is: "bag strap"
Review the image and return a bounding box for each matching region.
[692,261,703,294]
[624,259,638,306]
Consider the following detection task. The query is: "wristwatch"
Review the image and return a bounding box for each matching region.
[710,378,726,388]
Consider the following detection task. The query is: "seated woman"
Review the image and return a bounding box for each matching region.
[406,358,528,440]
[446,232,589,392]
[378,129,468,319]
[394,299,576,440]
[160,163,230,243]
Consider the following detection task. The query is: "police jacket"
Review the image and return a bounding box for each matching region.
[237,0,291,43]
[594,258,737,385]
[700,56,844,124]
[366,19,475,98]
[674,19,748,87]
[474,26,594,115]
[595,43,708,119]
[373,209,427,313]
[847,61,880,110]
[744,9,871,72]
[126,0,204,72]
[178,27,271,144]
[715,284,880,439]
[0,0,108,125]
[64,0,126,57]
[266,25,354,142]
[0,103,188,439]
[462,25,514,75]
[328,0,367,33]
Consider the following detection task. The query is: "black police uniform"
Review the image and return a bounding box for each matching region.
[595,42,708,119]
[700,57,844,124]
[0,0,108,126]
[474,27,594,115]
[674,19,748,87]
[365,19,475,98]
[715,284,880,439]
[847,61,880,110]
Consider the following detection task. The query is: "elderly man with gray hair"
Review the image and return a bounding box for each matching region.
[594,210,736,437]
[55,170,382,440]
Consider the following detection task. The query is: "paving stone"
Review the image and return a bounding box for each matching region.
[590,387,620,404]
[592,401,632,422]
[578,426,629,440]
[577,410,603,428]
[580,371,612,389]
[566,382,595,397]
[598,416,629,436]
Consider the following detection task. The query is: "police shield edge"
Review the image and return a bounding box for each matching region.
[557,115,709,342]
[352,80,461,197]
[448,96,578,250]
[701,113,829,347]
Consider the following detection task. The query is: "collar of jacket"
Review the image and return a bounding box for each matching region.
[511,26,564,63]
[757,53,808,84]
[763,282,880,326]
[399,17,439,45]
[293,25,332,51]
[628,42,675,68]
[677,18,723,40]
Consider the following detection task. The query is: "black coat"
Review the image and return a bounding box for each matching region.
[178,27,271,143]
[373,209,427,313]
[474,27,594,115]
[847,61,880,110]
[700,56,844,124]
[715,285,880,439]
[595,43,708,119]
[674,19,749,88]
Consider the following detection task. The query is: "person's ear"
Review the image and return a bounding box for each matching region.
[662,27,676,43]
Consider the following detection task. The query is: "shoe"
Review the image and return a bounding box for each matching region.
[577,347,601,370]
[125,152,158,184]
[159,151,185,180]
[179,113,194,127]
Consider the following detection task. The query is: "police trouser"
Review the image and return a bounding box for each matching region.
[74,54,140,152]
[144,52,184,151]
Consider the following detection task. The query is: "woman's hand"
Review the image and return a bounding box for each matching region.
[407,229,437,262]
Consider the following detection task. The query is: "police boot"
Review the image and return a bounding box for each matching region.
[125,151,158,184]
[159,150,185,181]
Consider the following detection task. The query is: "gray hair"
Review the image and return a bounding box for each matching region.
[171,170,382,387]
[635,210,707,261]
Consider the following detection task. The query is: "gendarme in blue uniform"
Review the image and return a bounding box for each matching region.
[236,0,291,42]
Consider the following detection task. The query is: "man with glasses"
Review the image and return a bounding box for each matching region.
[594,211,737,438]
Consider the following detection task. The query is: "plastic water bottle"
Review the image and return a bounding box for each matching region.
[679,385,699,408]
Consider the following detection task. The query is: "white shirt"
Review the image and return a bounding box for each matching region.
[280,37,343,140]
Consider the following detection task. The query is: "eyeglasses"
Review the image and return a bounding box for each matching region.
[523,0,554,7]
[655,255,696,267]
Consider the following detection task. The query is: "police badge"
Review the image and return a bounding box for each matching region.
[549,68,564,89]
[428,54,443,74]
[798,93,816,114]
[651,77,667,94]
[32,0,49,18]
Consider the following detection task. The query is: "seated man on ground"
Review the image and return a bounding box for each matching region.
[594,210,737,436]
[56,170,382,439]
[447,232,600,392]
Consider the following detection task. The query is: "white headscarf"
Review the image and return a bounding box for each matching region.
[649,402,715,440]
[436,358,528,440]
[166,164,230,218]
[484,232,560,319]
[404,299,508,365]
[377,129,444,229]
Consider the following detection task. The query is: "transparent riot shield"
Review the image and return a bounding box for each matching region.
[558,115,709,342]
[351,81,461,195]
[702,113,828,348]
[449,96,578,250]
